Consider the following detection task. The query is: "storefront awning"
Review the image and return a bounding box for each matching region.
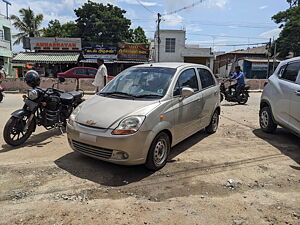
[80,59,148,64]
[13,52,80,64]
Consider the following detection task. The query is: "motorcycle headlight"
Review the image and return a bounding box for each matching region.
[28,89,39,100]
[112,116,146,135]
[68,104,82,126]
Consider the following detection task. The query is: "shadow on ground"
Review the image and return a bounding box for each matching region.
[55,130,209,187]
[253,128,300,170]
[0,129,63,153]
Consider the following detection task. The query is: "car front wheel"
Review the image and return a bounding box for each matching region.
[259,106,277,133]
[145,132,170,171]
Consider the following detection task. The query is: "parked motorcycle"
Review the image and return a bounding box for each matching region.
[3,70,84,146]
[220,79,250,105]
[0,81,4,102]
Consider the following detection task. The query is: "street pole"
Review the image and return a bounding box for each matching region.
[267,38,271,78]
[273,41,277,74]
[157,13,161,62]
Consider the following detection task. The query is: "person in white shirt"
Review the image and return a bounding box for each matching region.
[92,58,107,93]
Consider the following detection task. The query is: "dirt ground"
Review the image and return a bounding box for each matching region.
[0,93,299,225]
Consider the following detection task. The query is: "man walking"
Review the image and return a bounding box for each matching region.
[92,58,107,93]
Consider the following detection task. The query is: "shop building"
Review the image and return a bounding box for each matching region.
[0,14,12,77]
[13,37,82,77]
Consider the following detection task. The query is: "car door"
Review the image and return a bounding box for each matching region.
[277,62,300,128]
[172,68,203,142]
[87,68,97,78]
[74,68,88,78]
[198,68,219,128]
[287,62,300,134]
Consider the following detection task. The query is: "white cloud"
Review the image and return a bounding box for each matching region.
[120,0,158,6]
[260,28,282,39]
[163,0,229,11]
[162,13,183,27]
[259,5,268,10]
[186,25,203,33]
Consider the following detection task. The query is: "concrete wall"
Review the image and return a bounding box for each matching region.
[2,77,114,92]
[2,77,267,92]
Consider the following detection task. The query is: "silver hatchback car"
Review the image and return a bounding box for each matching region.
[67,63,220,170]
[260,57,300,136]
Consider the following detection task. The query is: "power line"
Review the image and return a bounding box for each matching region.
[135,0,155,15]
[162,0,206,16]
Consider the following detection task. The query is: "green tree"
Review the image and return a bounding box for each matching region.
[42,20,77,38]
[10,8,44,45]
[272,1,300,57]
[128,26,148,43]
[74,1,132,46]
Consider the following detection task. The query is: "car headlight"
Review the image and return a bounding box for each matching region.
[28,89,39,100]
[112,115,146,135]
[68,104,82,126]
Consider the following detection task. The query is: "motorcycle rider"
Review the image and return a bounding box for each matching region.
[229,66,245,97]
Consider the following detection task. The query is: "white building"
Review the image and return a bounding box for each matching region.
[153,30,215,70]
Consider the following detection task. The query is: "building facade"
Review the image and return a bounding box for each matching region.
[153,30,215,70]
[0,14,12,77]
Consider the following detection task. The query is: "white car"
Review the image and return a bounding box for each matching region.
[260,57,300,136]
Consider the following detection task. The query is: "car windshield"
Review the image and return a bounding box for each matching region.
[100,67,176,99]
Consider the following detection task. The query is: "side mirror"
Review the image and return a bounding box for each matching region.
[59,77,65,83]
[181,87,194,98]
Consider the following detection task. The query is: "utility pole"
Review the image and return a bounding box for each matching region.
[267,38,271,78]
[156,13,161,62]
[273,40,277,74]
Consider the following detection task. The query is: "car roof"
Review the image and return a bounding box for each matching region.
[133,62,211,70]
[281,56,300,64]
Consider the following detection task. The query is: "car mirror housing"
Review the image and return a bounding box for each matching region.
[181,87,194,98]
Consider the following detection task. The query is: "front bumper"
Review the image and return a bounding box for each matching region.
[66,122,155,165]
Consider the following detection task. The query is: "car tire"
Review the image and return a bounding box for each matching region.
[145,132,170,171]
[259,106,277,133]
[205,110,219,134]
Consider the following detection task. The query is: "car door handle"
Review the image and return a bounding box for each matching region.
[214,90,218,96]
[295,90,300,96]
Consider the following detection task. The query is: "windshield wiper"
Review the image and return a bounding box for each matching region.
[134,94,163,98]
[100,91,136,98]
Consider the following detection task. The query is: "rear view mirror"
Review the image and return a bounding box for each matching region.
[181,87,194,98]
[59,77,65,83]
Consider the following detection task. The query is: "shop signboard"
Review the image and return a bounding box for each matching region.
[83,46,117,60]
[25,37,82,51]
[117,42,150,61]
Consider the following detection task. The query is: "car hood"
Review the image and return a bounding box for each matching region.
[76,95,161,129]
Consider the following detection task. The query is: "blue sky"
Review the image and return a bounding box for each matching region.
[0,0,289,52]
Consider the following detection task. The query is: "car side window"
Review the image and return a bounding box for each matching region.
[75,68,86,75]
[198,68,216,89]
[173,68,199,96]
[278,65,287,78]
[88,69,97,76]
[281,62,300,82]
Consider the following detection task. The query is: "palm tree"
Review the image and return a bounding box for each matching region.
[10,8,44,45]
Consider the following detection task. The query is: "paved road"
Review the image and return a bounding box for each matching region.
[0,93,299,225]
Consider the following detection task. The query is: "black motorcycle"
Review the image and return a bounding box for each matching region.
[3,74,84,146]
[220,80,250,105]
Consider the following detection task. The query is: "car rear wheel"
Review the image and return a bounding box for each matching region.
[259,106,277,133]
[145,132,170,171]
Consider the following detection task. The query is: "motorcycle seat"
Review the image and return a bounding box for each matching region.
[67,91,83,99]
[244,85,250,90]
[60,93,74,104]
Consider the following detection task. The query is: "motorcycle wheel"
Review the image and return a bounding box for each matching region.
[0,93,3,103]
[3,116,36,146]
[237,92,248,105]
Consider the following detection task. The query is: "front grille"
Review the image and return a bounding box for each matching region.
[72,141,113,159]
